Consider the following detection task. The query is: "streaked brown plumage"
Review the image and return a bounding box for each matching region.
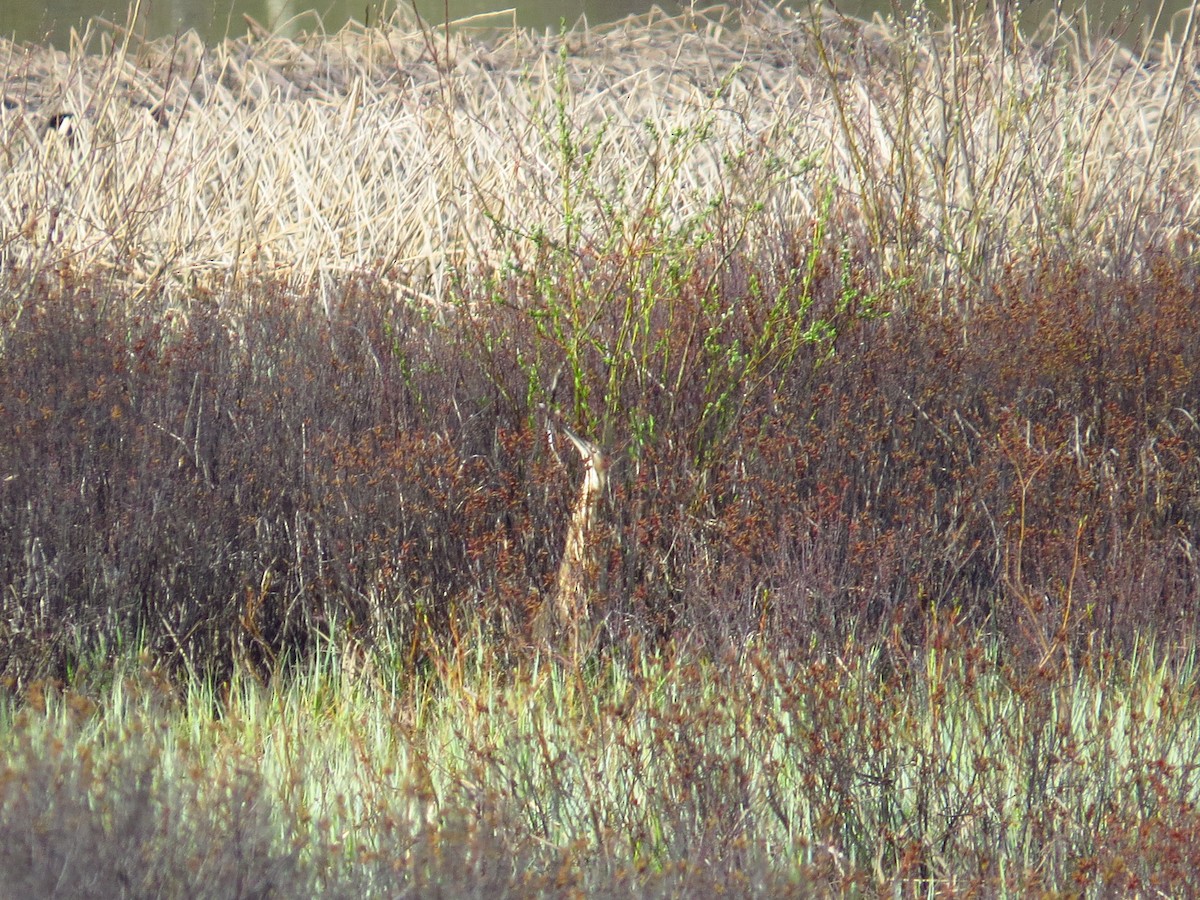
[536,414,608,655]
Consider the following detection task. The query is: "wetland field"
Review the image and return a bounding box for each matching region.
[2,2,1200,893]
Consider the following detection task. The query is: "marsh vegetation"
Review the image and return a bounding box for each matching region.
[1,1,1200,893]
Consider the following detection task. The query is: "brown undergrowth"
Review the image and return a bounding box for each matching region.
[1,250,1198,687]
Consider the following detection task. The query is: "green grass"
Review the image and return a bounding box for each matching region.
[3,628,1199,894]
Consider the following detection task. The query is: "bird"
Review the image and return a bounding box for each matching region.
[535,409,609,657]
[41,111,76,143]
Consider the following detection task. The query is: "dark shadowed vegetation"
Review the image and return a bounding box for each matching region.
[4,254,1200,685]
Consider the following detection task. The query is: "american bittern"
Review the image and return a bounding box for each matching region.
[535,412,609,653]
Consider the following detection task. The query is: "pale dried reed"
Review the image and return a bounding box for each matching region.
[0,2,1195,311]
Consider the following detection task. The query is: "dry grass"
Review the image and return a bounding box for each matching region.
[1,2,1198,309]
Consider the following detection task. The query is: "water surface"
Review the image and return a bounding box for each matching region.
[0,0,1185,47]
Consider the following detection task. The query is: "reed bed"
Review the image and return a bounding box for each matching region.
[1,2,1198,307]
[4,3,1200,894]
